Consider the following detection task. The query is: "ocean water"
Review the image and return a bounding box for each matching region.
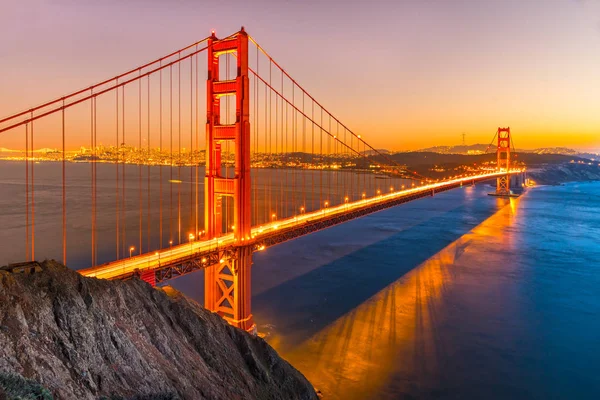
[1,160,599,398]
[247,182,600,399]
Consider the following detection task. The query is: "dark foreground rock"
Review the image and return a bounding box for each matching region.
[0,260,318,400]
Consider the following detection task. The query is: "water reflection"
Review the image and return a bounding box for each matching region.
[270,197,522,399]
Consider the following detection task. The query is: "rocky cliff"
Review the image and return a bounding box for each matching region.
[0,260,318,400]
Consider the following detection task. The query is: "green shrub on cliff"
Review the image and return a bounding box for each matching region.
[0,373,53,400]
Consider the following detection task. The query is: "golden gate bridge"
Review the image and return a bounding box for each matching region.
[0,28,524,333]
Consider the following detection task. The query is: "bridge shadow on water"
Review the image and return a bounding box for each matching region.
[252,190,511,350]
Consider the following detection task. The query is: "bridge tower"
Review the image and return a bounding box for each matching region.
[204,29,255,333]
[496,127,511,196]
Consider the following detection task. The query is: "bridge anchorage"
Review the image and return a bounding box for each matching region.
[1,26,526,335]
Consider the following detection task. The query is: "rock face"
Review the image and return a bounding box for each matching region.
[0,260,318,400]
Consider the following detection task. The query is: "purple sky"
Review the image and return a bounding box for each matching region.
[1,0,599,150]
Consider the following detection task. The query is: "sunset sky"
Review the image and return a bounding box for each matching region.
[1,0,599,151]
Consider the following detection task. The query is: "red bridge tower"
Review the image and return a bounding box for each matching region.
[204,29,255,333]
[496,127,511,195]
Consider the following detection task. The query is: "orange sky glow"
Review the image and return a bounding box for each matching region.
[1,0,599,152]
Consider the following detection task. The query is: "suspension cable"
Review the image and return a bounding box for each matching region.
[62,101,66,265]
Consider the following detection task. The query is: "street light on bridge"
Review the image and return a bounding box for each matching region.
[189,233,195,253]
[129,246,135,258]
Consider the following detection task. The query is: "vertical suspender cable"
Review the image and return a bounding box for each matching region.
[328,115,331,206]
[147,75,151,251]
[302,92,305,211]
[178,54,182,244]
[336,122,339,202]
[31,115,35,261]
[25,123,29,261]
[253,46,258,226]
[268,60,272,221]
[288,78,291,217]
[122,85,126,257]
[276,69,280,219]
[320,108,323,209]
[190,56,193,237]
[116,80,120,259]
[62,102,66,265]
[264,69,267,225]
[94,95,98,266]
[311,101,314,212]
[139,73,143,254]
[91,91,95,266]
[159,64,163,249]
[170,65,173,244]
[195,51,199,238]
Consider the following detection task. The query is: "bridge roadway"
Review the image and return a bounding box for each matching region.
[79,170,521,283]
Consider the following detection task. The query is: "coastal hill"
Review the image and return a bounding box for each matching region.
[0,260,318,400]
[414,144,598,160]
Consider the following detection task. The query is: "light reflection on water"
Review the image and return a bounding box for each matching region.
[268,197,521,399]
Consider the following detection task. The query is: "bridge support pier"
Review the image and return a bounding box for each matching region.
[205,246,255,333]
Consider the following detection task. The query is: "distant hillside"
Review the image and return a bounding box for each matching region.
[360,149,391,156]
[416,144,490,154]
[381,151,585,168]
[412,144,598,160]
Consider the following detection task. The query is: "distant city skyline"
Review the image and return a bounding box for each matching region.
[1,0,599,151]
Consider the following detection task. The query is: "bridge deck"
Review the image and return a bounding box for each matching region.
[79,171,520,282]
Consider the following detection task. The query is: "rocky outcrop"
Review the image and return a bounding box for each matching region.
[0,260,318,400]
[528,163,600,185]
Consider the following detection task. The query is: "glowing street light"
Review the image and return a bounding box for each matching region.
[271,213,277,221]
[300,206,305,214]
[324,201,329,208]
[188,233,195,253]
[129,246,135,258]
